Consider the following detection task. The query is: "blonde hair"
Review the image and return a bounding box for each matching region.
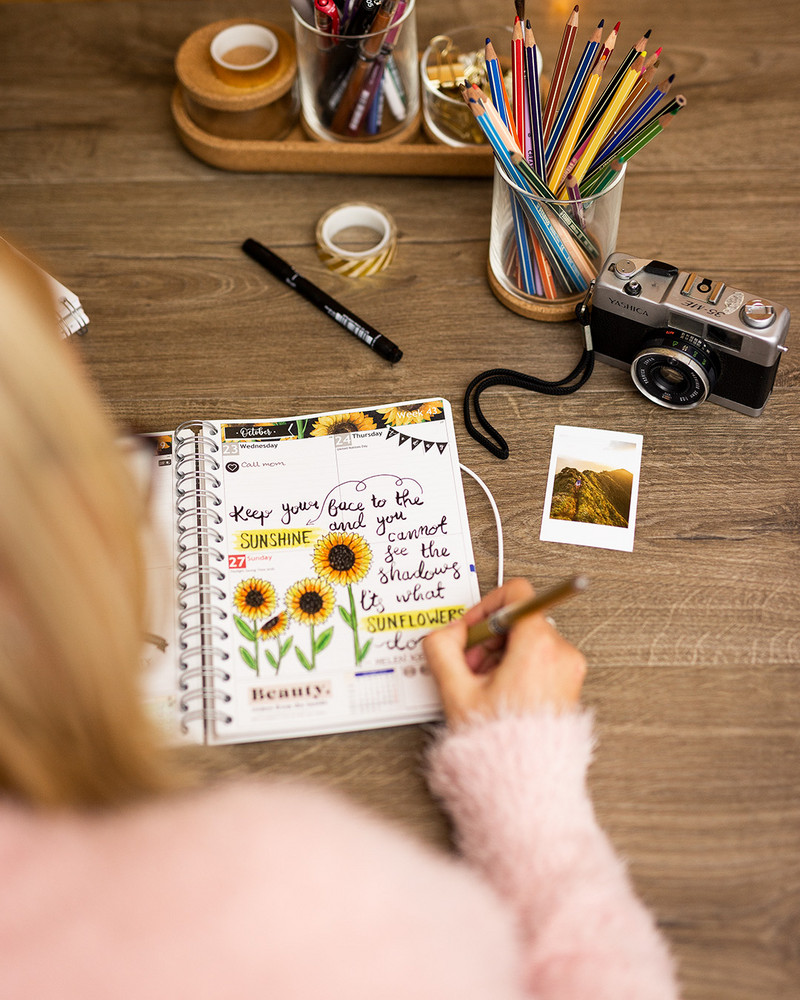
[0,239,178,808]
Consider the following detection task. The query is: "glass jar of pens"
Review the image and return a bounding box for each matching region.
[291,0,419,143]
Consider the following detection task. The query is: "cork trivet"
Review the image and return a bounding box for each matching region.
[487,263,583,323]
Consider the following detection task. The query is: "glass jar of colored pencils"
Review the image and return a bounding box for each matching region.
[488,159,626,321]
[291,0,419,143]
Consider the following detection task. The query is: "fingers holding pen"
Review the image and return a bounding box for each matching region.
[423,578,587,728]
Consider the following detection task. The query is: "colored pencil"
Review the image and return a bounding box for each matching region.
[542,4,579,142]
[547,58,606,192]
[485,36,515,131]
[561,52,645,194]
[465,86,536,293]
[594,72,674,166]
[612,60,658,127]
[581,100,684,195]
[564,173,586,226]
[544,18,604,164]
[576,28,651,147]
[524,20,546,179]
[511,151,600,259]
[463,90,587,291]
[592,19,619,72]
[635,93,686,132]
[512,17,526,150]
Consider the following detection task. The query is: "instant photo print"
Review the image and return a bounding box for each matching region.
[540,425,643,552]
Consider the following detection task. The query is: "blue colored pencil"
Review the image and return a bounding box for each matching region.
[464,90,587,292]
[544,20,604,166]
[523,20,546,179]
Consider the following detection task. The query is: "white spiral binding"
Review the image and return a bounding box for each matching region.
[174,420,232,736]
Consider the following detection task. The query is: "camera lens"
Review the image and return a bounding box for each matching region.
[631,330,719,410]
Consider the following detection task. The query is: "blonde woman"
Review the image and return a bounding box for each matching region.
[0,239,677,999]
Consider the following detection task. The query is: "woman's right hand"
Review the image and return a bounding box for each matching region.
[422,578,587,729]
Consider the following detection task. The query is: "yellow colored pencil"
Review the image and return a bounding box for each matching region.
[547,60,605,193]
[560,53,646,195]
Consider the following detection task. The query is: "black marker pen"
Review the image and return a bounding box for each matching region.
[242,238,402,364]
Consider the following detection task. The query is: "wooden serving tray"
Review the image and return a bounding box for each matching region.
[170,87,494,177]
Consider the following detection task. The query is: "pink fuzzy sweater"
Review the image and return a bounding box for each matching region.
[0,711,677,999]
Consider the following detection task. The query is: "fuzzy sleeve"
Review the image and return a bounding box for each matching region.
[426,711,679,1000]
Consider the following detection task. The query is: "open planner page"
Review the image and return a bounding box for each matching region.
[174,399,480,744]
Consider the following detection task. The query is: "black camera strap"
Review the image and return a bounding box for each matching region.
[463,295,595,460]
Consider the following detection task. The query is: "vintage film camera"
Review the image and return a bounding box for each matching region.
[587,253,790,415]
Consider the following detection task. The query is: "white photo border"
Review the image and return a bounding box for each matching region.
[539,425,643,553]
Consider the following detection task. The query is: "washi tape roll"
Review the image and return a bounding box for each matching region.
[315,203,397,277]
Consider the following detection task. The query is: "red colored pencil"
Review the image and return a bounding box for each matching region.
[512,17,525,150]
[542,4,579,142]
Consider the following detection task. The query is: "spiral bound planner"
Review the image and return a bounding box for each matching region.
[140,398,480,745]
[2,238,89,337]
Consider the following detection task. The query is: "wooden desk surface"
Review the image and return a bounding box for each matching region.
[1,0,798,996]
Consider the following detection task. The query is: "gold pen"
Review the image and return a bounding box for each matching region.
[465,575,589,648]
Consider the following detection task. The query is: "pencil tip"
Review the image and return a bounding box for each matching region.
[613,20,621,31]
[597,18,604,27]
[644,28,652,37]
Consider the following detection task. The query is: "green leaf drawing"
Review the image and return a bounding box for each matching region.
[239,646,258,673]
[264,649,277,670]
[234,615,257,641]
[356,638,372,663]
[280,637,294,657]
[296,647,313,671]
[338,606,354,628]
[314,626,334,653]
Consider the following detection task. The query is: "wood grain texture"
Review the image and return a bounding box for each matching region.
[1,1,799,997]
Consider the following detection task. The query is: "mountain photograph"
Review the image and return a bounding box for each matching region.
[549,465,634,528]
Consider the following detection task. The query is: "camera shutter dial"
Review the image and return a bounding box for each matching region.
[741,299,776,329]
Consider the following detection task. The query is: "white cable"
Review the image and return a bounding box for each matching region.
[459,463,504,587]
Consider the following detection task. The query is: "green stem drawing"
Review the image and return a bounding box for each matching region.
[264,636,293,674]
[338,584,371,665]
[348,585,359,663]
[234,615,259,675]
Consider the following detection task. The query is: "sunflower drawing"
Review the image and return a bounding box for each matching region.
[378,401,443,426]
[233,578,276,619]
[310,411,377,437]
[313,531,372,587]
[233,578,276,675]
[313,531,372,665]
[286,577,336,671]
[258,610,293,674]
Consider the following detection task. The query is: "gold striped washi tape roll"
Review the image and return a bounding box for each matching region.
[315,202,397,277]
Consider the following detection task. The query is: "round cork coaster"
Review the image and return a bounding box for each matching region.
[487,263,583,323]
[175,19,296,112]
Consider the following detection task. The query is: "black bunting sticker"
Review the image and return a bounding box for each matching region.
[384,428,448,453]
